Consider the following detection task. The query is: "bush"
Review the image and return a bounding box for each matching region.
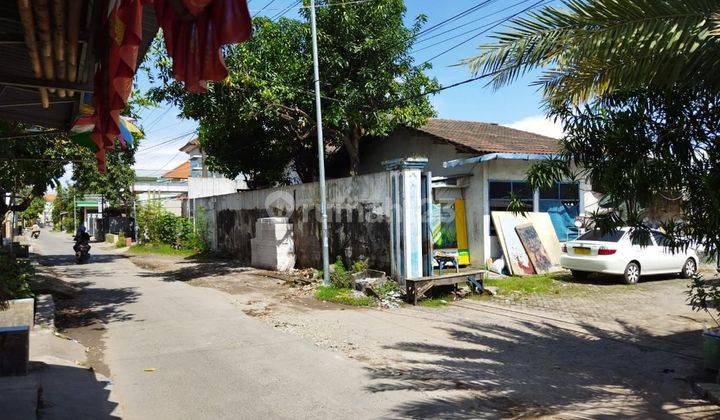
[62,217,74,233]
[136,202,207,251]
[0,251,34,305]
[350,257,369,273]
[116,233,126,248]
[330,256,351,288]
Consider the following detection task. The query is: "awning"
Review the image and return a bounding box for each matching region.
[443,152,561,169]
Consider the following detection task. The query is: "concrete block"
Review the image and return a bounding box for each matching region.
[0,326,29,376]
[0,298,34,328]
[34,295,55,329]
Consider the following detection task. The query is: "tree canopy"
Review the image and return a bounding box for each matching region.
[463,0,720,105]
[0,122,78,215]
[525,88,720,253]
[146,0,438,187]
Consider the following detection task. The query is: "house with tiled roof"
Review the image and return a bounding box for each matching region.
[359,119,601,266]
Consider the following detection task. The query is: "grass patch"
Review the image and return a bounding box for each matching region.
[418,296,450,307]
[128,243,198,257]
[482,272,579,298]
[314,285,376,307]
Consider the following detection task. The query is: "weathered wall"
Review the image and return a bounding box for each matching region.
[358,127,475,178]
[194,172,393,272]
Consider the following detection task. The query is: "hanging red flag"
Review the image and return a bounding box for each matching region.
[89,0,253,172]
[153,0,252,92]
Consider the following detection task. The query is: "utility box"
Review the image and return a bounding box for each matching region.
[0,326,30,376]
[251,217,295,271]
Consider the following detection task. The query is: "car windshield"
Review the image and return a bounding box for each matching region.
[577,229,625,242]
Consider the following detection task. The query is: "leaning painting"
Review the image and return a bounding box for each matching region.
[492,213,535,275]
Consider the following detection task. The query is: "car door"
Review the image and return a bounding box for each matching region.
[651,231,680,273]
[627,231,662,274]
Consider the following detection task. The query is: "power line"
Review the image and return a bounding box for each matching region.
[272,0,301,20]
[255,0,280,15]
[414,0,534,45]
[420,0,551,65]
[414,0,498,38]
[252,0,374,13]
[136,130,196,154]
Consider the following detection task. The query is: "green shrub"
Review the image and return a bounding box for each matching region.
[116,233,126,248]
[350,257,369,273]
[315,285,375,307]
[330,256,351,288]
[136,202,207,251]
[62,217,74,233]
[375,279,400,296]
[0,251,34,305]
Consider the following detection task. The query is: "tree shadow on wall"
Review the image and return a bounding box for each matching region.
[366,320,717,419]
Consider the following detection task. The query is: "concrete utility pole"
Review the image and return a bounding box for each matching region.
[309,0,331,285]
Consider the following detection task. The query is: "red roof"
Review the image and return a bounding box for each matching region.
[164,161,190,179]
[413,119,560,155]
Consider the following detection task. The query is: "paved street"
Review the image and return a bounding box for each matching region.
[33,231,415,419]
[33,230,720,419]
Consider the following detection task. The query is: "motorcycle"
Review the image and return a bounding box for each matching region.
[73,233,91,264]
[31,231,40,239]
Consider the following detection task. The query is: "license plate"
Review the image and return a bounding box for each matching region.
[574,247,591,255]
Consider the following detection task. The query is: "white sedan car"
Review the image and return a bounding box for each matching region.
[560,228,699,284]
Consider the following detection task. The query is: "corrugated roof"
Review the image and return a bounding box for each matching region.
[43,194,56,202]
[164,161,190,179]
[412,119,560,155]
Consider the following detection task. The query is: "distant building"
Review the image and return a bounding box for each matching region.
[133,166,189,216]
[179,138,247,201]
[42,193,55,224]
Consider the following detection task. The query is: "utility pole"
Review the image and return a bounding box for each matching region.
[310,0,330,285]
[73,194,77,233]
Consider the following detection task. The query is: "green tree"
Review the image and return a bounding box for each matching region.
[72,142,136,211]
[19,197,45,224]
[523,88,720,254]
[146,0,438,185]
[463,0,720,105]
[0,121,77,215]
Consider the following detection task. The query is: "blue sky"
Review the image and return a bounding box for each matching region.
[130,0,562,173]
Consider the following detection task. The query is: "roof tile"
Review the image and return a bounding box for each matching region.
[414,118,560,154]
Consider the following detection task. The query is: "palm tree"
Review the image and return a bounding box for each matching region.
[463,0,720,104]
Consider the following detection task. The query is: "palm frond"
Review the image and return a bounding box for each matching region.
[462,0,720,103]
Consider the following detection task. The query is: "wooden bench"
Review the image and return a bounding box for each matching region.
[405,270,485,305]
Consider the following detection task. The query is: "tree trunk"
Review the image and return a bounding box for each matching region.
[342,130,361,176]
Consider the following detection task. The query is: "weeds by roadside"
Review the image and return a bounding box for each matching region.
[315,285,376,307]
[128,243,198,257]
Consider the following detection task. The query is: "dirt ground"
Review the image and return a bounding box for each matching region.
[62,244,720,417]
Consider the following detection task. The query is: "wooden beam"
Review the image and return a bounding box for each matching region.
[0,73,92,92]
[0,100,74,108]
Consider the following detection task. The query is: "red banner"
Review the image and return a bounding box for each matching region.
[90,0,252,172]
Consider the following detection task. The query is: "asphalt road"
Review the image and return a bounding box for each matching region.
[34,231,413,419]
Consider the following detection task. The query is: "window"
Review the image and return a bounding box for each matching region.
[578,229,625,242]
[489,181,533,235]
[539,182,581,241]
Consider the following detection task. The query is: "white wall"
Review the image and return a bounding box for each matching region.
[188,177,248,199]
[462,158,602,264]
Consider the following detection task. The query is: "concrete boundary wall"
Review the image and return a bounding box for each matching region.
[193,172,393,272]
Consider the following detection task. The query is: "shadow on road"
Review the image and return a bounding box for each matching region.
[54,281,141,329]
[366,320,716,419]
[31,361,120,419]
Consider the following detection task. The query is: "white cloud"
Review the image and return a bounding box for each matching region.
[507,115,564,139]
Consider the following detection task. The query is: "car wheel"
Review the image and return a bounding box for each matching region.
[623,262,641,284]
[681,258,697,278]
[571,270,589,281]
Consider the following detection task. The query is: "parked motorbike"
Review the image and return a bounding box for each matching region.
[31,231,40,239]
[73,233,91,264]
